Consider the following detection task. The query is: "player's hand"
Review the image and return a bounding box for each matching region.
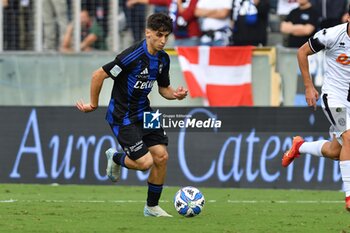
[76,99,97,113]
[305,86,319,111]
[174,86,188,100]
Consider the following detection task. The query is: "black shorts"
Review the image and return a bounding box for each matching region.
[109,121,168,160]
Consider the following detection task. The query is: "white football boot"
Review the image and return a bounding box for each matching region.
[105,148,121,182]
[144,205,173,217]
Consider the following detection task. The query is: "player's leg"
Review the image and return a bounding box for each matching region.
[282,93,343,167]
[142,128,172,217]
[322,92,350,211]
[147,144,168,206]
[319,136,341,159]
[339,130,350,211]
[106,150,153,182]
[300,136,341,159]
[105,123,154,182]
[282,134,341,167]
[148,144,168,185]
[143,144,172,217]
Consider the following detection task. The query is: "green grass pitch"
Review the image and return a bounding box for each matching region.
[0,184,349,233]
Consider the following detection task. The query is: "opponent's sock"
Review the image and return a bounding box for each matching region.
[146,182,163,207]
[299,140,327,157]
[340,160,350,197]
[112,152,128,168]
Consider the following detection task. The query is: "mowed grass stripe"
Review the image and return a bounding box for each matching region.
[0,184,349,233]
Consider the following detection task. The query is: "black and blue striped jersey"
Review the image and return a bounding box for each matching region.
[102,40,171,126]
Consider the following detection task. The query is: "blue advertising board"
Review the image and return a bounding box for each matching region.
[0,107,342,190]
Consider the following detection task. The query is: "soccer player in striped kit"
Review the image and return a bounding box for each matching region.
[76,13,188,217]
[282,6,350,212]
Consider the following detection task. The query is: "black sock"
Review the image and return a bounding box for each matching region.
[147,182,163,207]
[112,152,128,168]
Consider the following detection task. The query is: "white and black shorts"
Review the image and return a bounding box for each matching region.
[321,92,350,144]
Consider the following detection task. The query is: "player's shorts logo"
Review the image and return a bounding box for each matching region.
[338,117,346,126]
[143,109,162,129]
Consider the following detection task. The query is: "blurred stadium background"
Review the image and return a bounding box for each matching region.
[0,0,304,107]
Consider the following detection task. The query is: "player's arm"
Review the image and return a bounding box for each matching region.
[290,23,315,36]
[60,24,74,53]
[76,67,109,112]
[158,86,188,100]
[297,42,319,110]
[126,0,170,8]
[194,7,231,19]
[80,33,98,51]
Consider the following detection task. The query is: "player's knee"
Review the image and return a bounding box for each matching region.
[153,151,169,166]
[342,131,350,145]
[327,149,340,160]
[138,157,153,171]
[326,141,341,160]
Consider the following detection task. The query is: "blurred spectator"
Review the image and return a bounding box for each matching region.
[276,0,298,18]
[231,0,270,46]
[81,0,109,37]
[61,9,106,52]
[123,0,147,43]
[127,0,169,13]
[3,0,20,50]
[170,0,200,46]
[127,0,201,46]
[195,0,233,46]
[269,0,278,13]
[276,0,299,46]
[280,0,318,48]
[19,0,32,50]
[43,0,68,51]
[311,0,348,29]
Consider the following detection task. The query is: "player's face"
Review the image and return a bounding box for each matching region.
[145,29,170,54]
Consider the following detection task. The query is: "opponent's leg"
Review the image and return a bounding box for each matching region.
[339,131,350,212]
[282,136,341,167]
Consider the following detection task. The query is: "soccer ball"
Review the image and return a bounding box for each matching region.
[174,186,205,217]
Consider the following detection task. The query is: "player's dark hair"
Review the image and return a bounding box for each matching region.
[348,3,350,15]
[146,13,173,33]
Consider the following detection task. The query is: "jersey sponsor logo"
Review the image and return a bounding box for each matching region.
[336,53,350,65]
[133,79,156,89]
[110,65,122,77]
